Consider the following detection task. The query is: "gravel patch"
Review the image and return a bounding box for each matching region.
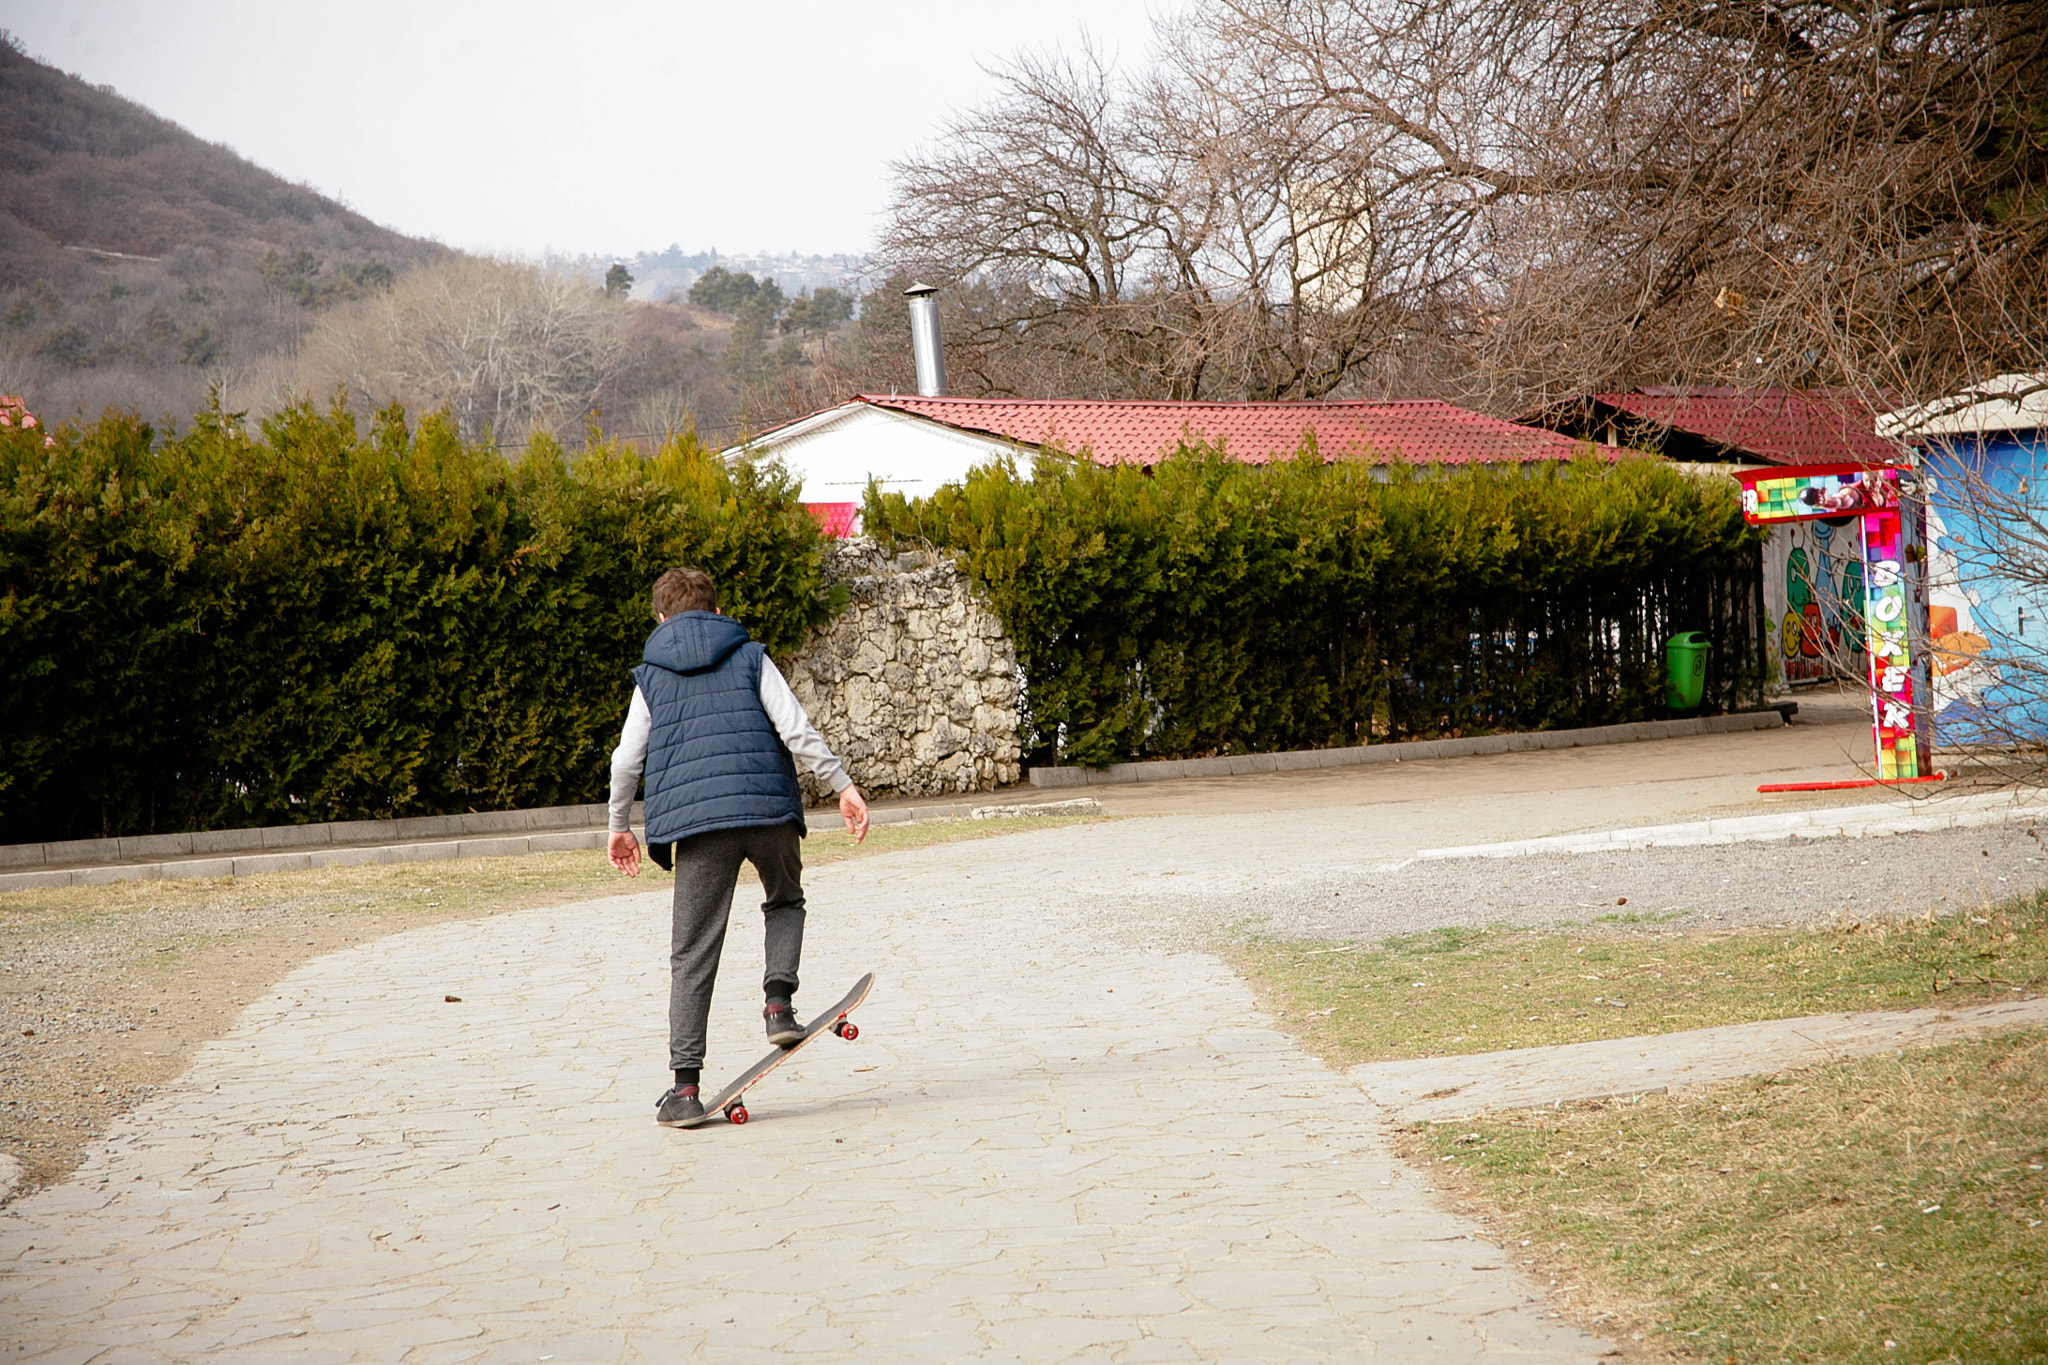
[1115,822,2048,946]
[0,885,514,1198]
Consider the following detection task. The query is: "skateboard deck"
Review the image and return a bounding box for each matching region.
[676,972,874,1128]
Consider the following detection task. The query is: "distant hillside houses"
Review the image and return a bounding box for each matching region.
[558,248,869,305]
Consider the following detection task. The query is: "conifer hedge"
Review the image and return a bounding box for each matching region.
[0,402,832,843]
[865,450,1765,768]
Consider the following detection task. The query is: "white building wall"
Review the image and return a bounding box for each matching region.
[737,404,1019,505]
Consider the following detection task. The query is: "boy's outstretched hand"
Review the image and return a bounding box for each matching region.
[607,831,642,877]
[840,784,870,844]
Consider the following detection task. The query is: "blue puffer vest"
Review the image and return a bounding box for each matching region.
[634,612,805,858]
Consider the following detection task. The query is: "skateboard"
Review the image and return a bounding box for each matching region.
[677,972,874,1128]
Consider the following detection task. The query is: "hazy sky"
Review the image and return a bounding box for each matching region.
[1,0,1171,259]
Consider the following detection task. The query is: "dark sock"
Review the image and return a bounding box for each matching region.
[765,980,797,1005]
[674,1068,699,1090]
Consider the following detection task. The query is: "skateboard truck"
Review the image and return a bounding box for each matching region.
[684,973,874,1129]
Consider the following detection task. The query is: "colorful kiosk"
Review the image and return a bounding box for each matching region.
[1734,463,1941,788]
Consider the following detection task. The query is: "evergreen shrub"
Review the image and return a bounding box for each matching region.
[865,449,1764,767]
[0,401,832,843]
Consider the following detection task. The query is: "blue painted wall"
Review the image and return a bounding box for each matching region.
[1925,427,2048,743]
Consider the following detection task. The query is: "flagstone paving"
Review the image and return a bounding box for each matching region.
[2,820,1615,1363]
[1352,995,2048,1122]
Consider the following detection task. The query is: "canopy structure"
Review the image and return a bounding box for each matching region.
[1876,372,2048,439]
[1732,463,1937,787]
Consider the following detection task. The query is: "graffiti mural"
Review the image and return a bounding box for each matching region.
[1919,431,2048,743]
[1859,502,1929,780]
[1736,463,1934,780]
[1766,523,1865,686]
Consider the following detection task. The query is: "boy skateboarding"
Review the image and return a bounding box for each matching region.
[605,567,869,1127]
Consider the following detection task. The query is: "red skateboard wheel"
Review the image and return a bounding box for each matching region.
[839,1021,859,1041]
[727,1103,748,1124]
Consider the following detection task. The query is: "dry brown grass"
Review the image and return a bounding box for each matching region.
[1231,896,2048,1066]
[1230,887,2048,1360]
[1402,1032,2048,1363]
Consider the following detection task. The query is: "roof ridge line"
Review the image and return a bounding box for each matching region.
[856,393,1451,410]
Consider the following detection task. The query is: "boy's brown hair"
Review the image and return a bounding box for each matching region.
[651,567,717,618]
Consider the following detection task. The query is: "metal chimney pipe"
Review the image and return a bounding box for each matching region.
[904,282,946,396]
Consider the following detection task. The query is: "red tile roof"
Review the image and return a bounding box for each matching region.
[856,395,1603,466]
[1589,387,1901,466]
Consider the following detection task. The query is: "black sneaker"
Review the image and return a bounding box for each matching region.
[764,999,806,1048]
[656,1084,706,1128]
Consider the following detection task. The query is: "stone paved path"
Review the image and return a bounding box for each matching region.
[1353,996,2048,1122]
[0,820,1613,1364]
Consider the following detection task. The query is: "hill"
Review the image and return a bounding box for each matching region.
[0,40,860,441]
[0,36,447,423]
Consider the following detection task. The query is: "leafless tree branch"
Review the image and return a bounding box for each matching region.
[879,0,2047,412]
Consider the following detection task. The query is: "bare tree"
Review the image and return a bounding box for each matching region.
[1201,0,2048,412]
[299,256,632,444]
[633,383,707,441]
[882,0,2047,413]
[880,40,1480,401]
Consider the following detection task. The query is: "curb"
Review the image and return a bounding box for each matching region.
[1351,996,2048,1122]
[0,795,1104,893]
[1415,789,2048,859]
[1026,710,1788,788]
[801,794,1096,834]
[0,801,637,875]
[0,829,621,892]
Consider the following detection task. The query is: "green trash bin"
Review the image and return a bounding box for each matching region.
[1665,631,1710,713]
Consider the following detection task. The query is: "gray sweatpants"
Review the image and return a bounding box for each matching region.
[667,821,806,1071]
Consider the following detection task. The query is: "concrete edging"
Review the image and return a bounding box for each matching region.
[1352,996,2048,1122]
[0,801,637,874]
[1415,788,2048,859]
[0,796,1103,893]
[0,830,621,892]
[1026,710,1787,788]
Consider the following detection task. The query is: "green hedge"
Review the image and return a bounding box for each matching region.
[0,401,833,844]
[865,450,1764,767]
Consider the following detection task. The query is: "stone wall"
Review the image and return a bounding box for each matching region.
[782,539,1024,801]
